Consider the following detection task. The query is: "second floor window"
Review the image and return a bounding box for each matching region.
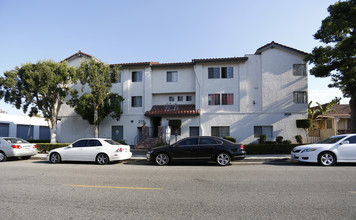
[167,71,178,82]
[208,94,220,105]
[186,96,192,101]
[293,91,307,104]
[132,71,143,82]
[208,67,220,79]
[132,96,142,107]
[178,96,183,101]
[169,96,175,102]
[208,67,234,79]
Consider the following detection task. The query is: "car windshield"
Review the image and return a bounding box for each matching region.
[317,136,346,144]
[104,139,121,145]
[4,138,29,144]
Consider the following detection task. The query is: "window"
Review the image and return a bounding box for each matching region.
[222,93,234,105]
[221,67,233,78]
[169,96,175,102]
[199,138,218,145]
[117,72,121,83]
[211,126,230,137]
[167,71,178,82]
[326,119,332,129]
[293,91,307,103]
[132,96,142,107]
[293,64,306,76]
[254,126,273,138]
[132,71,143,82]
[178,138,198,146]
[73,140,88,147]
[208,67,220,79]
[208,94,220,105]
[178,96,183,101]
[186,96,192,101]
[345,136,356,144]
[88,140,102,147]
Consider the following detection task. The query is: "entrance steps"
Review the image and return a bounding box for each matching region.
[135,137,159,149]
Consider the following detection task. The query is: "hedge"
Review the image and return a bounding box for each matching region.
[36,143,70,153]
[244,144,300,154]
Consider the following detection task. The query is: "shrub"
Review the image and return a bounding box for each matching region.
[265,141,277,144]
[36,143,70,153]
[295,135,303,144]
[282,140,292,144]
[223,136,236,143]
[154,142,166,147]
[258,134,267,144]
[276,136,283,144]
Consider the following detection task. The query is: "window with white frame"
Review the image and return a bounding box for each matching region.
[293,64,307,76]
[221,67,233,78]
[293,91,307,103]
[186,96,192,101]
[222,93,234,105]
[208,67,220,79]
[254,126,273,138]
[208,94,220,105]
[167,71,178,82]
[169,96,175,102]
[178,96,183,101]
[132,71,143,82]
[131,96,142,107]
[211,126,230,137]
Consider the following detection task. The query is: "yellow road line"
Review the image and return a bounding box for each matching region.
[66,184,163,190]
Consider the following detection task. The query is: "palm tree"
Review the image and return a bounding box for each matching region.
[316,100,337,129]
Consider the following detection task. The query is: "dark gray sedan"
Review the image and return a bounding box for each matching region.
[146,136,246,166]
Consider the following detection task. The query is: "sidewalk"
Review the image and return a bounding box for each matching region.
[31,151,292,163]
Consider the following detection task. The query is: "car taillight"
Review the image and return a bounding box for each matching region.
[11,145,22,149]
[116,148,124,152]
[33,145,37,149]
[240,145,245,150]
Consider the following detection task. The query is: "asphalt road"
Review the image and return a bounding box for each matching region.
[1,160,355,220]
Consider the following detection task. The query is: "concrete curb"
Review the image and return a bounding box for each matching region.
[31,153,292,164]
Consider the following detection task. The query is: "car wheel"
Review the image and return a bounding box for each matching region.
[216,153,231,166]
[155,153,169,166]
[318,152,336,166]
[96,153,109,165]
[50,152,61,164]
[0,151,7,162]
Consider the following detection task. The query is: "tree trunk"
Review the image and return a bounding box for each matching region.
[350,90,356,133]
[94,106,99,138]
[48,114,57,143]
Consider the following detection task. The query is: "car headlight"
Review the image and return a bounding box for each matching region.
[301,148,317,153]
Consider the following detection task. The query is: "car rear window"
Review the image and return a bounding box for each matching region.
[4,138,29,144]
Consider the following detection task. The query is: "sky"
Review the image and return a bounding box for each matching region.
[0,0,348,115]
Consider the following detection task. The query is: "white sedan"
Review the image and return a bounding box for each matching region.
[47,138,132,165]
[291,134,356,166]
[0,137,38,162]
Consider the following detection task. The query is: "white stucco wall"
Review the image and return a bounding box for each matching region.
[57,44,308,145]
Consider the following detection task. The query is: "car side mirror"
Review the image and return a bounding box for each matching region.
[341,141,349,145]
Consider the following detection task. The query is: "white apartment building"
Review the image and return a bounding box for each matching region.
[58,41,308,145]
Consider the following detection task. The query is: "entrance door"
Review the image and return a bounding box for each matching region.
[112,126,123,141]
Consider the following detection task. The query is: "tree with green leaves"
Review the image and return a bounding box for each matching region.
[169,119,182,142]
[67,59,123,138]
[0,60,76,143]
[304,0,356,132]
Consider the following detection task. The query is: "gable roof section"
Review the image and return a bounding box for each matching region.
[62,50,100,62]
[255,41,309,56]
[311,104,351,119]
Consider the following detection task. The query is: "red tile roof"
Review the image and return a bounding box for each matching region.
[255,41,309,56]
[311,104,351,119]
[145,104,200,117]
[192,57,248,63]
